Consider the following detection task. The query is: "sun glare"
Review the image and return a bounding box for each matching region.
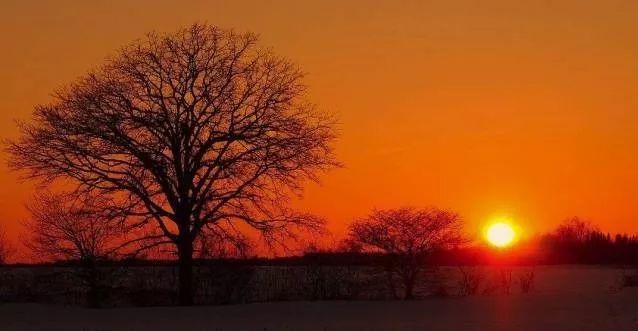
[486,222,516,248]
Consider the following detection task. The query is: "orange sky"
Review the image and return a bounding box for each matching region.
[1,0,638,254]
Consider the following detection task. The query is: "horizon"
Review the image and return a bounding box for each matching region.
[2,0,638,261]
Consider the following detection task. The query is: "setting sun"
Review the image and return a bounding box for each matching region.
[486,222,516,248]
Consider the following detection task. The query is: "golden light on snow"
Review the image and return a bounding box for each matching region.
[486,222,516,248]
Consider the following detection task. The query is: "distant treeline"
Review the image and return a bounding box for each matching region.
[297,231,638,266]
[8,235,637,269]
[286,218,638,266]
[1,218,636,307]
[255,218,638,266]
[4,218,637,269]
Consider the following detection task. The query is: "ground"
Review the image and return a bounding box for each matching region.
[1,266,637,331]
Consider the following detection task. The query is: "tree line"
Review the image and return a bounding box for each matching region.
[1,203,636,304]
[536,218,638,264]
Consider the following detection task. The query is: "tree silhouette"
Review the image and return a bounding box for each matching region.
[25,191,123,262]
[538,217,638,264]
[8,24,337,305]
[553,217,598,243]
[348,207,464,299]
[25,191,124,306]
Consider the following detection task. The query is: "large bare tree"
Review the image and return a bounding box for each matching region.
[349,207,464,299]
[8,24,338,304]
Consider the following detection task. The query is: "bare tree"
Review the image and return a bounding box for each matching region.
[0,225,12,265]
[554,217,598,243]
[196,226,252,259]
[25,191,123,262]
[348,207,464,299]
[25,191,124,307]
[8,24,338,305]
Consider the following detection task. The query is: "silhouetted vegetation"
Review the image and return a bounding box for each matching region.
[4,217,632,307]
[0,256,550,306]
[2,27,637,304]
[457,266,483,296]
[25,192,126,307]
[518,268,535,293]
[8,23,338,305]
[5,210,634,307]
[537,218,638,265]
[347,207,465,299]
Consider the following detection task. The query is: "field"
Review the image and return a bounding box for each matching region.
[1,265,637,330]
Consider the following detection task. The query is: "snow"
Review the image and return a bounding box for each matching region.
[1,266,637,331]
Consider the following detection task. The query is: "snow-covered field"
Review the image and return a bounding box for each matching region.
[2,266,637,331]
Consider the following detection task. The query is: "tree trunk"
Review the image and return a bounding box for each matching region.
[402,266,419,300]
[177,238,194,305]
[404,277,414,300]
[83,260,100,308]
[384,261,398,299]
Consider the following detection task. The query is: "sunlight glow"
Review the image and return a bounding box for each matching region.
[486,222,516,247]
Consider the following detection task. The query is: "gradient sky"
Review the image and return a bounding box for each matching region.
[1,0,638,252]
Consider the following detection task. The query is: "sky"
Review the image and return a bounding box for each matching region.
[1,0,638,254]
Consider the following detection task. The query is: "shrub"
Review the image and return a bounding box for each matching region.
[518,268,535,294]
[457,267,483,296]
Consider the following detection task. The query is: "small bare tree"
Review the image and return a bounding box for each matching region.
[9,24,338,304]
[26,192,123,262]
[349,207,464,299]
[554,217,598,243]
[25,192,124,306]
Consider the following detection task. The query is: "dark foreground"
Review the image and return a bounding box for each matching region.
[2,266,638,330]
[2,289,637,331]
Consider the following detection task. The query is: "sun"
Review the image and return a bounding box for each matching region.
[486,222,516,247]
